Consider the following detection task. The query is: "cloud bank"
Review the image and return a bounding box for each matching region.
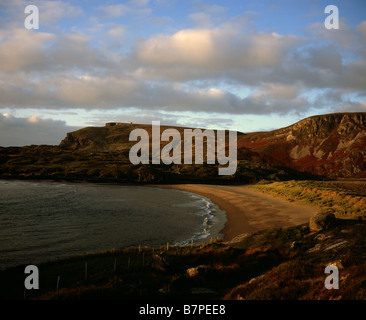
[0,1,365,145]
[0,113,80,146]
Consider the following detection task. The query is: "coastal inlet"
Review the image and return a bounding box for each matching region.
[0,180,226,269]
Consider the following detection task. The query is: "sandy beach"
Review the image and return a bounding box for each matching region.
[159,184,319,242]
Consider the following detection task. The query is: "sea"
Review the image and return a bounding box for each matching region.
[0,180,226,270]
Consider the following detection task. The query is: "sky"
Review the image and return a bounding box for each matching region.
[0,0,365,146]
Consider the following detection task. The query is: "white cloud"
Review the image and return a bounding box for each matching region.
[129,0,150,7]
[357,21,366,39]
[140,27,297,67]
[0,28,55,72]
[106,25,126,40]
[189,12,215,28]
[0,0,83,29]
[37,0,83,25]
[260,83,300,100]
[96,4,129,19]
[0,113,80,146]
[96,1,151,19]
[137,28,216,66]
[333,101,366,113]
[306,19,364,51]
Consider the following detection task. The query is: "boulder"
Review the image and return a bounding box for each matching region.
[309,212,336,232]
[186,265,211,278]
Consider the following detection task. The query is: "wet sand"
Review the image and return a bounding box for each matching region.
[159,184,319,241]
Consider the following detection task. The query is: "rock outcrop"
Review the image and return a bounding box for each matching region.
[309,212,337,232]
[238,112,366,178]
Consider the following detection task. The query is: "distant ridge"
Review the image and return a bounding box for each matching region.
[1,112,365,183]
[59,112,366,179]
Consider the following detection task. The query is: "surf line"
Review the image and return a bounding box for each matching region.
[128,121,237,176]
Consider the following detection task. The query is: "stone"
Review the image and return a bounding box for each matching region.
[315,233,332,241]
[186,265,211,278]
[307,243,322,253]
[290,241,302,249]
[324,239,348,251]
[309,212,336,232]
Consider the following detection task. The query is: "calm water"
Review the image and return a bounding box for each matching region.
[0,180,226,269]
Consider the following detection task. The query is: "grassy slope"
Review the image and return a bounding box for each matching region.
[0,145,317,184]
[251,180,366,218]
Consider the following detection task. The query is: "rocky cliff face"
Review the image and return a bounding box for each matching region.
[59,125,135,151]
[238,112,366,178]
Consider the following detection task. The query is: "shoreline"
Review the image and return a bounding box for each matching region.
[1,178,319,243]
[157,184,319,242]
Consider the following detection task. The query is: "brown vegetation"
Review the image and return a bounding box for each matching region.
[1,216,365,300]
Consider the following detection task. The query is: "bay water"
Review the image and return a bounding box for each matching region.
[0,180,226,269]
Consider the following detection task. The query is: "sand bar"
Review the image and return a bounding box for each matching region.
[158,184,319,242]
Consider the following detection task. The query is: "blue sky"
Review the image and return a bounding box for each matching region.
[0,0,366,146]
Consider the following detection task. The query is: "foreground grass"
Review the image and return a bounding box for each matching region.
[251,180,366,218]
[1,219,366,300]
